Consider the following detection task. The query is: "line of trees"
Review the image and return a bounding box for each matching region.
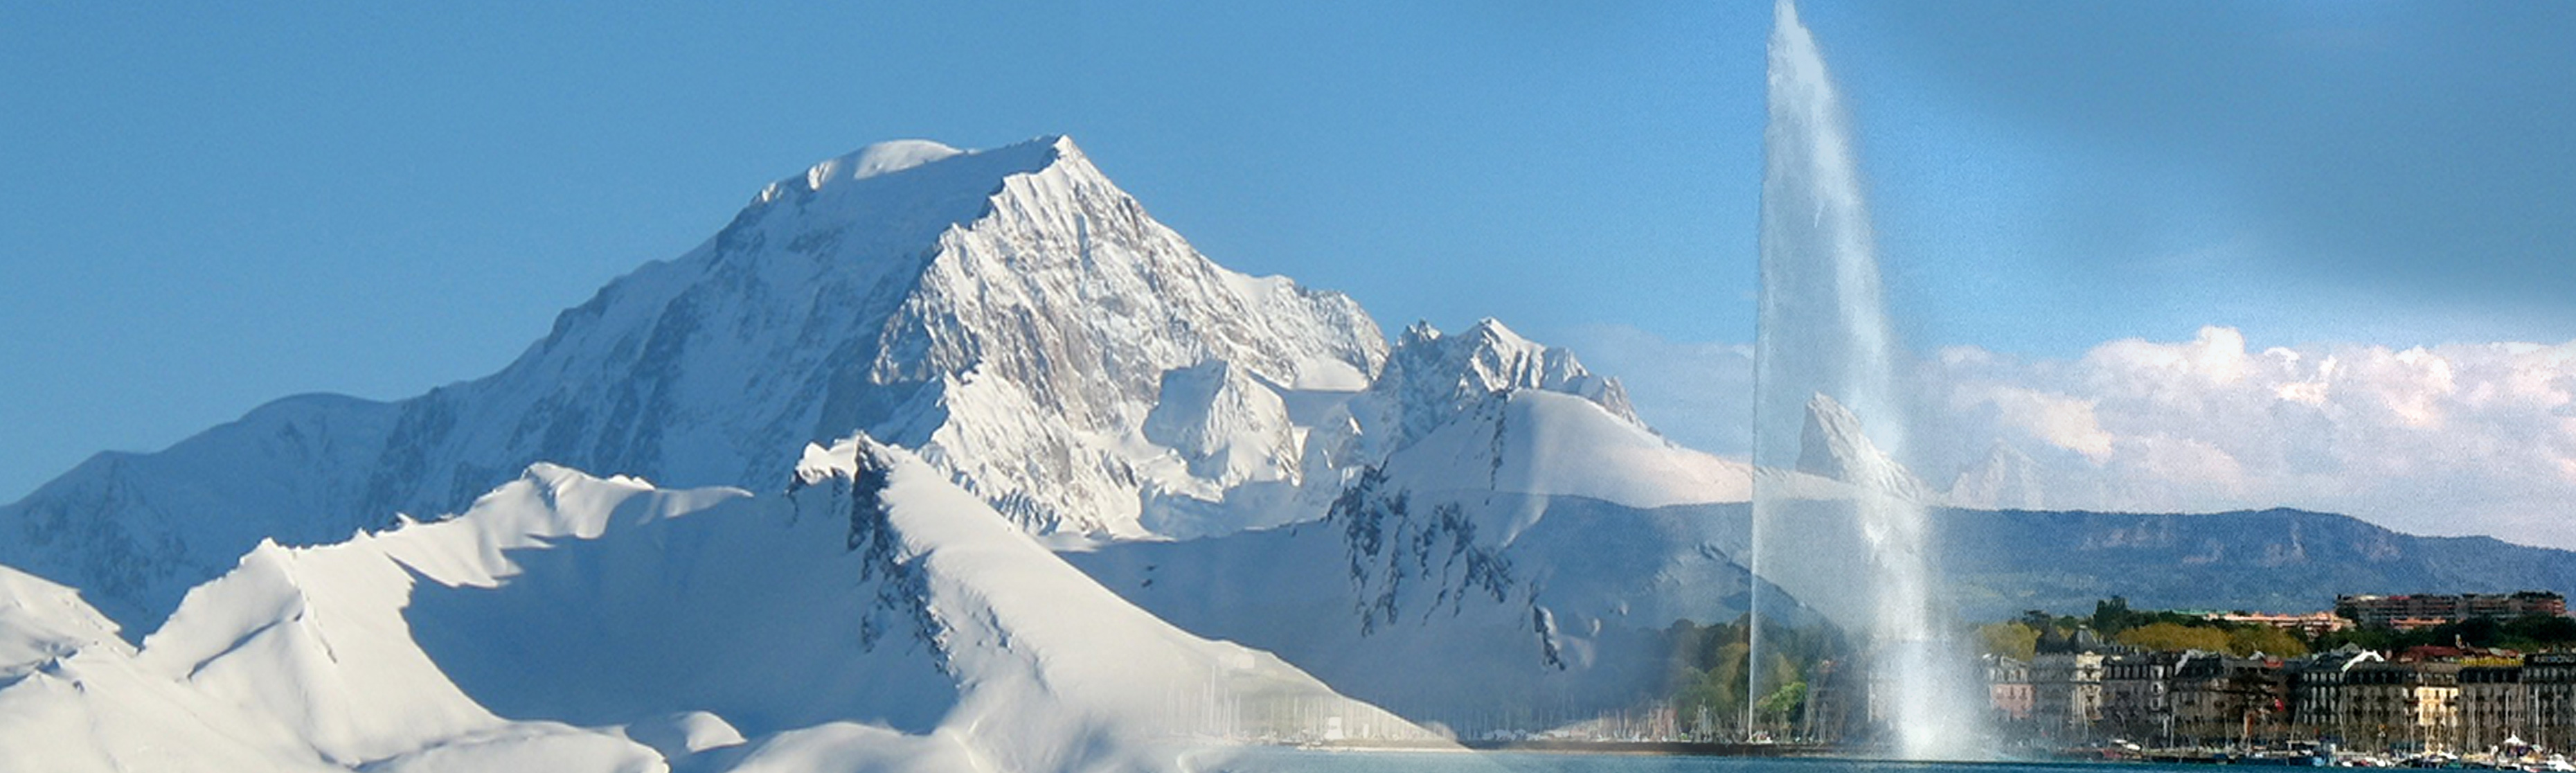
[1661,615,1848,738]
[1975,596,2576,660]
[2316,612,2576,652]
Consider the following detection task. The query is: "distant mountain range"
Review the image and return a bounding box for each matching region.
[1941,506,2576,619]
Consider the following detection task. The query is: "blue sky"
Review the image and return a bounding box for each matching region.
[5,1,2573,502]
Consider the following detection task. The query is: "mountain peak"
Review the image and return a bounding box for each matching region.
[1461,317,1532,348]
[1396,317,1531,348]
[812,139,963,185]
[1796,392,1933,501]
[1369,319,1640,448]
[751,135,1071,207]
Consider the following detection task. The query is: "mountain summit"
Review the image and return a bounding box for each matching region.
[2,137,1675,634]
[2,136,1403,627]
[3,136,1786,762]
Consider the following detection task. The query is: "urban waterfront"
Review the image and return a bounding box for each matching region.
[1965,593,2576,754]
[1213,749,2196,773]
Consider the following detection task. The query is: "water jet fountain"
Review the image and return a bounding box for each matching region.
[1748,0,1985,759]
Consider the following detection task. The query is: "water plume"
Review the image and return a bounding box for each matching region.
[1749,0,1984,759]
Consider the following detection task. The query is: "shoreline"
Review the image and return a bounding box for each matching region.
[1271,741,2344,766]
[1298,739,1852,757]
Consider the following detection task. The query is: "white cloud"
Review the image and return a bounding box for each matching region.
[1580,323,2576,549]
[1940,329,2576,546]
[1947,384,2115,463]
[2116,433,2246,497]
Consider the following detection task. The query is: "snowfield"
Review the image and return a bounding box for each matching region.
[0,437,1428,772]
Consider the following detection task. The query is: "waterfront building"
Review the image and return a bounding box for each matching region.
[2291,649,2385,743]
[2170,654,2288,748]
[1985,655,2034,725]
[2032,650,2107,739]
[2460,662,2525,750]
[2525,652,2576,750]
[2101,651,2180,745]
[2340,661,2461,752]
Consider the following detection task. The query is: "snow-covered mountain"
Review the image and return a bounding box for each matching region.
[1068,367,1773,727]
[0,436,1426,772]
[1,135,1783,765]
[2,136,1413,629]
[1,136,1715,636]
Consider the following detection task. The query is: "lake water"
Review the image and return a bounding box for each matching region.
[1202,750,2161,773]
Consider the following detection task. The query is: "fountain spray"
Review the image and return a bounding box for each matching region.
[1749,0,1985,759]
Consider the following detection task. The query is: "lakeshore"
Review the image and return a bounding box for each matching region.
[1280,738,2576,770]
[1305,739,1845,756]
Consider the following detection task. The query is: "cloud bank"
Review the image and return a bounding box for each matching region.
[1573,324,2576,549]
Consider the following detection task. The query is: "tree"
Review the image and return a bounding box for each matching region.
[2094,596,2136,635]
[1660,614,1851,740]
[1979,621,2040,661]
[1757,679,1809,725]
[2116,621,2231,652]
[2505,613,2576,648]
[2227,625,2307,657]
[2451,616,2505,648]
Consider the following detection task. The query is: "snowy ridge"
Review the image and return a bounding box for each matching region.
[1362,319,1639,452]
[1068,488,1797,728]
[764,139,968,202]
[1065,369,1778,729]
[0,393,399,630]
[0,439,1428,772]
[1385,390,1749,515]
[0,565,122,687]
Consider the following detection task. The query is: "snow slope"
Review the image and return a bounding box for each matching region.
[0,437,1425,772]
[1064,380,1791,730]
[1386,389,1748,515]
